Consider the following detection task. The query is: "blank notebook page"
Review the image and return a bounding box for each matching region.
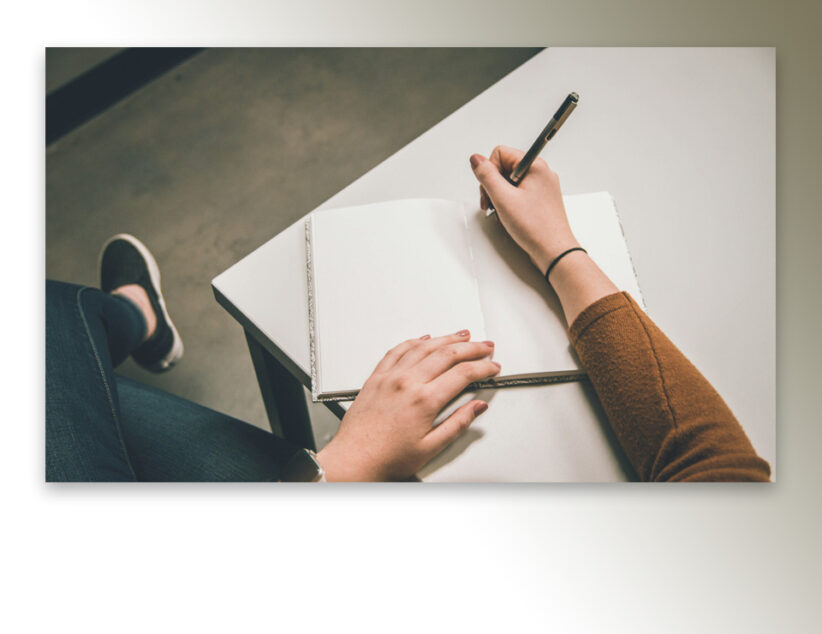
[309,199,487,398]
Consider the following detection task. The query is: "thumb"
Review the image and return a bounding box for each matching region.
[470,154,512,203]
[423,400,488,457]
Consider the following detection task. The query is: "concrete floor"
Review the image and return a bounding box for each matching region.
[46,47,124,93]
[46,48,540,432]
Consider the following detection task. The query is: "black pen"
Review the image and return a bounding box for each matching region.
[488,92,579,213]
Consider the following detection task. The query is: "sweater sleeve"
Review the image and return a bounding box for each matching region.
[568,292,770,482]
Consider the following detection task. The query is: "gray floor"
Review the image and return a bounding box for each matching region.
[46,48,540,431]
[46,48,124,93]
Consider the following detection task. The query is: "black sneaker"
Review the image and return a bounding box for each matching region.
[98,234,184,372]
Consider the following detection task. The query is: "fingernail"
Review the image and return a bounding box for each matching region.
[469,154,484,170]
[420,334,430,340]
[473,401,489,416]
[482,340,494,347]
[456,329,469,337]
[492,361,501,370]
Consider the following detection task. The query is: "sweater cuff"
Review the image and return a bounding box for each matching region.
[568,291,636,346]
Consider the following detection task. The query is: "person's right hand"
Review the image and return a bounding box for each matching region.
[470,146,581,275]
[315,330,500,481]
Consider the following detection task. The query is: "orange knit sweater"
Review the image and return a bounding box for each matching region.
[568,292,770,482]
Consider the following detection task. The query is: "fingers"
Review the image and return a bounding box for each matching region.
[373,334,430,373]
[489,145,526,173]
[393,329,472,371]
[426,358,501,407]
[375,331,497,406]
[473,145,556,211]
[414,340,495,382]
[470,153,511,207]
[492,145,553,190]
[423,400,489,456]
[471,146,530,209]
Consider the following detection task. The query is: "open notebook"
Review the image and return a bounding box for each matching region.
[306,193,644,402]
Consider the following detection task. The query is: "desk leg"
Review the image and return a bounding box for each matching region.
[245,331,316,451]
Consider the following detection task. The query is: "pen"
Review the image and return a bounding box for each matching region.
[487,92,579,213]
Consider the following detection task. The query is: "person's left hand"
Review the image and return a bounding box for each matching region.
[316,330,500,481]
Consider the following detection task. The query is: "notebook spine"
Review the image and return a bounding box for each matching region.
[305,215,321,402]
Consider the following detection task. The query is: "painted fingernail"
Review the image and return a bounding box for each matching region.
[492,361,502,370]
[482,340,494,347]
[470,154,484,169]
[420,334,431,340]
[456,329,470,337]
[474,401,489,416]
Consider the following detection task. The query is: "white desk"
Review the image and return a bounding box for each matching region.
[213,48,775,481]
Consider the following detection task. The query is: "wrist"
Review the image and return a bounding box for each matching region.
[533,238,582,276]
[545,248,590,285]
[315,444,346,482]
[316,441,382,482]
[547,251,620,325]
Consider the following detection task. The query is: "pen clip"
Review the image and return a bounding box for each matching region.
[551,92,579,130]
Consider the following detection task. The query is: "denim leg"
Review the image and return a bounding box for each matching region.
[115,376,295,481]
[46,279,300,482]
[46,280,146,481]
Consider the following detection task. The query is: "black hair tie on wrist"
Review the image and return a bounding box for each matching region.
[544,247,588,284]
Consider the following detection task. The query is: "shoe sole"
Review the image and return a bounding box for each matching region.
[98,233,184,372]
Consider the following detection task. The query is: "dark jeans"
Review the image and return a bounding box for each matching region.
[45,280,298,481]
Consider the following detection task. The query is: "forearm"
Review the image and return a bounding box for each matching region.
[553,258,770,482]
[547,250,619,326]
